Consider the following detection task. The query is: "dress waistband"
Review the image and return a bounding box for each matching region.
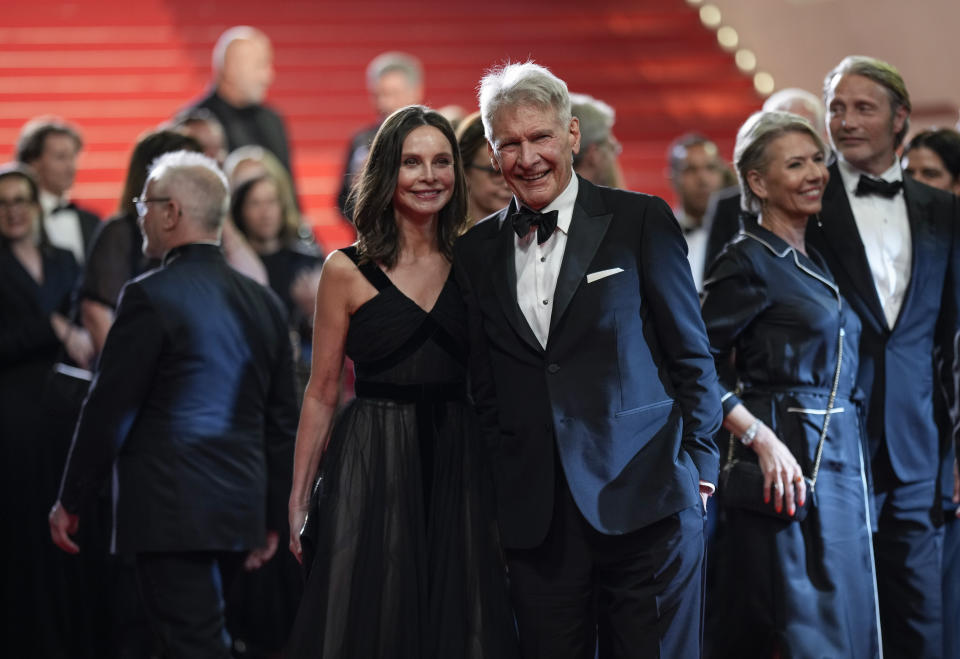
[354,380,464,403]
[740,384,859,402]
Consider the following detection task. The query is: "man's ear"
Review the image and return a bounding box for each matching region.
[487,141,500,172]
[161,199,181,231]
[569,116,581,156]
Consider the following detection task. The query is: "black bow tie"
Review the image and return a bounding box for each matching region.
[855,175,902,199]
[50,202,74,215]
[511,207,558,245]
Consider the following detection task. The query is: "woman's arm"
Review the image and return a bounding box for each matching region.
[287,250,367,562]
[81,299,115,355]
[221,218,269,285]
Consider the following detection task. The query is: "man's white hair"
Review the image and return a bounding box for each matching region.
[570,93,615,150]
[478,61,571,144]
[147,150,229,231]
[763,88,826,137]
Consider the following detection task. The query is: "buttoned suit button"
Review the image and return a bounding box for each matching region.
[547,363,560,374]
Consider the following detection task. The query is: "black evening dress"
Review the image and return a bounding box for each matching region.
[286,246,518,659]
[701,221,881,658]
[0,244,114,658]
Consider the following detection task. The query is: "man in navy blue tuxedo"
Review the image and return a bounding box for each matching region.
[807,56,960,657]
[455,62,721,659]
[49,150,298,658]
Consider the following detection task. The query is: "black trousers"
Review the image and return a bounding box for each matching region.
[135,550,244,659]
[505,473,705,659]
[873,452,944,658]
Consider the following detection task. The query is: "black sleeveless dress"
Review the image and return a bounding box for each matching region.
[286,247,519,658]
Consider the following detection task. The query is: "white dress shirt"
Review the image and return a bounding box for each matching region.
[513,175,579,349]
[675,208,708,291]
[40,189,86,264]
[837,157,911,328]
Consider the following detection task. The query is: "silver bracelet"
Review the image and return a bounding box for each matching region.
[740,419,761,446]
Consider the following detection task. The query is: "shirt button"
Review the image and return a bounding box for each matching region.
[540,256,546,262]
[542,299,549,305]
[547,363,560,374]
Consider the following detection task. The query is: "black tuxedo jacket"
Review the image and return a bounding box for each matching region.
[806,163,960,483]
[73,204,101,258]
[60,243,299,554]
[189,90,293,177]
[454,176,721,549]
[703,185,752,275]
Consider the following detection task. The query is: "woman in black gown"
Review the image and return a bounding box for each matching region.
[701,111,880,657]
[286,105,518,658]
[0,164,95,656]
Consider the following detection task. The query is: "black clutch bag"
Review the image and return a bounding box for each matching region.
[720,458,813,522]
[719,324,845,524]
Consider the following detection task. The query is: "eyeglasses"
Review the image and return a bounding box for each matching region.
[467,163,503,178]
[132,196,172,217]
[602,137,623,156]
[0,197,32,212]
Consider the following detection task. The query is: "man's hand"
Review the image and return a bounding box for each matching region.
[244,531,279,571]
[699,483,713,513]
[49,501,80,554]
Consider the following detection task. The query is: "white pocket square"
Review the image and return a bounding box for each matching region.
[586,267,624,283]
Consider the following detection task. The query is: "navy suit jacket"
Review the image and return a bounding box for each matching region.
[60,243,299,554]
[806,163,960,484]
[454,176,722,549]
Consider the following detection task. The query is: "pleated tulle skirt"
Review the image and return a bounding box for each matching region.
[286,397,519,659]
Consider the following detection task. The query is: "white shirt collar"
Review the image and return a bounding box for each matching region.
[837,156,903,196]
[39,189,68,216]
[514,173,579,235]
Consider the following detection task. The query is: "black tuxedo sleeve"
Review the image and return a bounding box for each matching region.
[640,198,722,485]
[934,194,960,460]
[59,281,162,513]
[263,316,298,532]
[700,247,768,417]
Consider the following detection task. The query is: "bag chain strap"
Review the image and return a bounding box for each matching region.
[808,325,844,490]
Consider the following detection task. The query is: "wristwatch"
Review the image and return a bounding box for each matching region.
[740,419,761,446]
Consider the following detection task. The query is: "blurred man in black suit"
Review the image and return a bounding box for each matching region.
[666,133,725,289]
[187,26,293,183]
[17,117,101,264]
[570,92,623,189]
[49,150,298,658]
[336,51,424,222]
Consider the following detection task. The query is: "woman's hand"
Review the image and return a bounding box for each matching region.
[750,424,806,517]
[64,326,95,369]
[288,499,309,564]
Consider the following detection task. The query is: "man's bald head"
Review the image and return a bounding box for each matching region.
[212,26,274,107]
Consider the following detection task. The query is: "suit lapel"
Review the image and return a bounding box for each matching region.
[491,201,543,354]
[892,178,933,330]
[549,178,613,335]
[819,166,887,327]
